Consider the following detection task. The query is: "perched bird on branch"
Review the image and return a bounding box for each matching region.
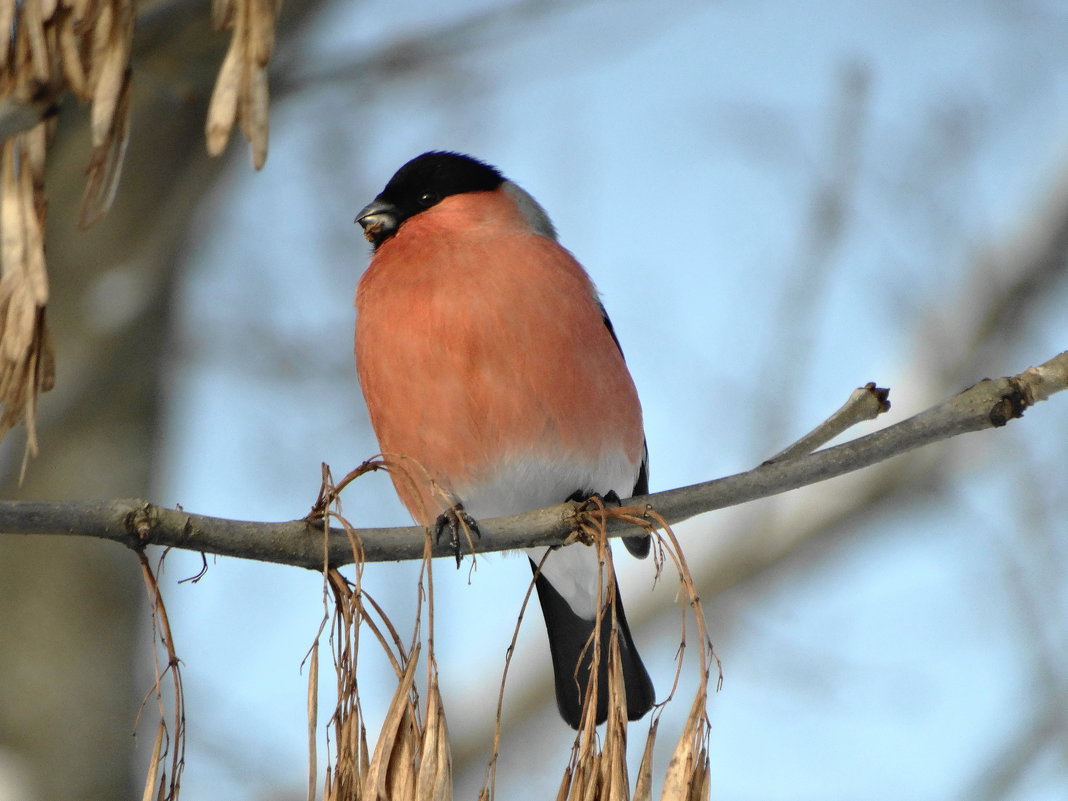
[354,151,654,728]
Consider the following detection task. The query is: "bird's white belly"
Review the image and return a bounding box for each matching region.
[455,451,637,620]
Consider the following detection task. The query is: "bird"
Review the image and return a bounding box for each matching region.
[353,151,654,729]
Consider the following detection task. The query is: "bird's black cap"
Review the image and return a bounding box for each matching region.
[356,151,505,247]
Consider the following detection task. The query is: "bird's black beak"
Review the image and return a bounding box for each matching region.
[355,199,399,247]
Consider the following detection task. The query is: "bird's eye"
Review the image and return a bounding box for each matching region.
[418,191,439,207]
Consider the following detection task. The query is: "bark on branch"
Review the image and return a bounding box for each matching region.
[1,350,1065,568]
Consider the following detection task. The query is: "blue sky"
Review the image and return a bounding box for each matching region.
[158,2,1068,799]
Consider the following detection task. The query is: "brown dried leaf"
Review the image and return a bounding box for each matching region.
[89,13,131,147]
[242,64,269,169]
[362,645,420,801]
[687,745,709,801]
[248,0,275,65]
[598,637,631,801]
[553,767,572,801]
[562,761,582,801]
[139,723,164,801]
[0,0,17,68]
[659,689,707,801]
[87,62,122,147]
[632,718,658,801]
[22,119,48,180]
[358,722,371,780]
[0,144,25,288]
[21,0,52,83]
[1,282,32,363]
[249,0,275,64]
[87,0,113,86]
[415,671,451,801]
[17,159,47,305]
[387,713,417,801]
[205,39,243,156]
[80,69,129,228]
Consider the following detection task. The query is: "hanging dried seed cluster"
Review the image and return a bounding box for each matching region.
[1,0,135,467]
[0,0,279,464]
[542,502,718,801]
[206,0,279,169]
[0,131,53,470]
[309,462,453,801]
[0,0,136,226]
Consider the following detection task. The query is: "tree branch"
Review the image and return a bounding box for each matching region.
[1,351,1065,567]
[764,382,891,463]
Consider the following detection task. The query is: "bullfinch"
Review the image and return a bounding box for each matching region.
[353,151,655,729]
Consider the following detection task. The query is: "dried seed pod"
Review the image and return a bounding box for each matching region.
[80,68,129,228]
[58,11,89,98]
[205,38,243,156]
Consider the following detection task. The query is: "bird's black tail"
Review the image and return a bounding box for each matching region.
[529,558,655,729]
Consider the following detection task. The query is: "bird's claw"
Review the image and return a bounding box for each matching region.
[568,489,623,511]
[569,489,650,557]
[434,503,481,568]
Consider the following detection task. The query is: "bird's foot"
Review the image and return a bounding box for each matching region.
[434,503,481,568]
[568,490,650,558]
[567,489,622,511]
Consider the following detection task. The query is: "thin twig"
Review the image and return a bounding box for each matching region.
[764,382,890,463]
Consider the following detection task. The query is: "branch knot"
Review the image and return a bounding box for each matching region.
[126,503,157,547]
[989,378,1032,427]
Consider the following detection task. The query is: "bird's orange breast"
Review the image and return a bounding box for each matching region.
[355,190,643,524]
